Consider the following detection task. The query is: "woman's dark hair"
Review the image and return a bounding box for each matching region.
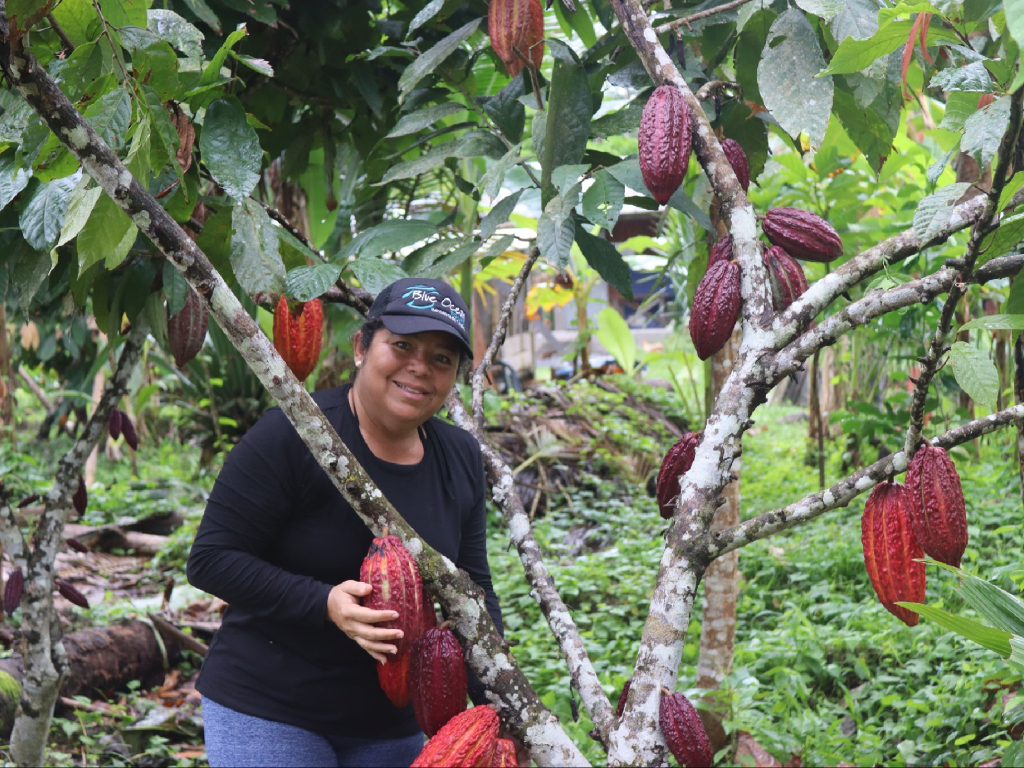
[351,317,471,379]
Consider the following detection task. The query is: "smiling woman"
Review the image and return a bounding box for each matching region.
[186,278,503,768]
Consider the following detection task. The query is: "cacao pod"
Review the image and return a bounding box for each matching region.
[689,260,741,361]
[273,295,324,383]
[121,414,139,451]
[108,409,123,440]
[412,623,469,737]
[761,207,843,263]
[488,0,544,77]
[17,493,39,508]
[494,739,518,767]
[57,579,90,609]
[905,446,968,568]
[639,85,693,205]
[615,678,632,718]
[73,476,87,516]
[411,705,499,768]
[763,245,809,312]
[707,236,732,270]
[656,433,701,520]
[359,526,426,659]
[167,285,209,368]
[377,652,414,709]
[4,569,23,617]
[861,481,926,626]
[66,537,89,553]
[660,690,713,768]
[720,138,750,192]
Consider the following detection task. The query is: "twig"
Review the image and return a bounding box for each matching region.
[148,613,209,657]
[92,1,130,84]
[45,13,75,52]
[17,365,54,412]
[654,0,757,35]
[695,80,739,103]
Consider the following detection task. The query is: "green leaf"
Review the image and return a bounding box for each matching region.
[939,92,979,132]
[575,223,633,300]
[759,10,833,146]
[540,41,593,205]
[20,173,81,251]
[348,258,409,293]
[987,212,1024,262]
[999,172,1024,210]
[10,241,50,312]
[962,96,1011,168]
[0,151,31,213]
[285,263,343,302]
[480,234,515,259]
[960,314,1024,331]
[387,103,466,138]
[148,9,204,58]
[1008,0,1024,46]
[398,18,481,102]
[589,91,647,139]
[479,74,526,144]
[822,21,913,75]
[537,198,576,270]
[99,0,146,28]
[594,307,637,373]
[381,131,505,184]
[230,198,285,295]
[132,42,180,102]
[0,97,32,143]
[418,238,479,279]
[898,602,1013,656]
[182,0,222,31]
[402,237,467,274]
[479,142,522,198]
[948,341,999,411]
[831,87,894,171]
[667,187,713,231]
[582,169,625,232]
[1007,272,1024,314]
[1003,741,1024,767]
[200,98,263,201]
[199,23,246,87]
[339,219,438,260]
[55,181,102,252]
[480,190,524,241]
[231,54,274,77]
[928,560,1024,638]
[794,0,845,21]
[407,0,444,38]
[163,259,189,316]
[830,0,880,41]
[913,183,972,242]
[930,61,994,92]
[84,88,132,151]
[77,193,137,273]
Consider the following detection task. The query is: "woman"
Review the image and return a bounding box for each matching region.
[187,277,503,768]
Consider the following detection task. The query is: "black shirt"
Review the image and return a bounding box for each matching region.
[187,384,503,738]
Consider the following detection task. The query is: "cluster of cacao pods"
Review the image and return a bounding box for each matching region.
[412,705,515,767]
[109,408,139,450]
[861,444,968,625]
[655,432,701,519]
[488,0,544,76]
[761,208,843,264]
[273,296,324,383]
[167,285,209,368]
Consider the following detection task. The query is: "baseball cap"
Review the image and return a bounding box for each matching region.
[366,278,473,359]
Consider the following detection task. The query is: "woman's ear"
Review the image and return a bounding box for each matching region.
[353,331,363,366]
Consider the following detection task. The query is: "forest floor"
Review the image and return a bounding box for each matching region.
[1,380,1022,767]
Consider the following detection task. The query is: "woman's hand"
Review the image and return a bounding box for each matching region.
[326,581,404,664]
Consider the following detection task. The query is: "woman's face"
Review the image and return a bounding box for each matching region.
[352,327,461,433]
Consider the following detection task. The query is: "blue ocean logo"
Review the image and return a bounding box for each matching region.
[403,285,440,310]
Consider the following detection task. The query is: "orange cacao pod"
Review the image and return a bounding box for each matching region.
[689,260,741,361]
[861,481,926,626]
[761,207,843,263]
[411,705,499,767]
[707,236,732,270]
[273,295,324,383]
[763,245,808,312]
[720,138,749,192]
[615,678,632,717]
[656,433,701,520]
[4,569,23,617]
[660,690,713,768]
[377,652,414,708]
[412,624,468,737]
[494,739,518,767]
[905,446,968,568]
[359,527,426,659]
[488,0,544,77]
[167,285,209,367]
[639,85,692,205]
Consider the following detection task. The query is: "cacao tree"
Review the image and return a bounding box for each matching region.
[0,0,1022,765]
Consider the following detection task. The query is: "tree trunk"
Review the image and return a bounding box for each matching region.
[0,304,14,435]
[1015,333,1024,510]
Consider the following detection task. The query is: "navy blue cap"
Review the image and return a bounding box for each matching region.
[367,278,472,359]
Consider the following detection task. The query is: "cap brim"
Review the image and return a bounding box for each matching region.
[381,315,473,359]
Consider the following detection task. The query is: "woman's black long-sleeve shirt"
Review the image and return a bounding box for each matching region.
[187,384,503,739]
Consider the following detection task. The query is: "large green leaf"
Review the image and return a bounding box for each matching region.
[582,170,625,233]
[985,212,1024,261]
[537,196,578,270]
[822,20,913,75]
[1008,0,1024,47]
[575,223,633,300]
[831,86,893,171]
[348,258,409,293]
[163,259,189,316]
[398,18,481,102]
[479,143,522,198]
[594,307,637,373]
[960,314,1024,331]
[20,172,81,251]
[0,151,31,213]
[830,0,879,42]
[148,9,205,58]
[947,341,999,411]
[912,183,972,242]
[381,131,505,184]
[962,96,1011,169]
[759,9,833,146]
[54,180,102,254]
[418,239,479,279]
[406,0,445,38]
[286,263,344,301]
[339,219,438,260]
[479,190,524,241]
[931,560,1024,638]
[479,74,526,144]
[540,41,593,206]
[200,98,263,201]
[230,198,285,295]
[199,23,246,87]
[930,61,994,92]
[84,88,132,151]
[898,602,1012,656]
[387,103,466,138]
[77,193,138,273]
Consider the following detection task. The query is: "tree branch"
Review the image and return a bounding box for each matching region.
[654,0,757,34]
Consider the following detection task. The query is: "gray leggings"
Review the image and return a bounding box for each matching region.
[202,696,425,767]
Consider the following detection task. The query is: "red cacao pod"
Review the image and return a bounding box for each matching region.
[167,285,209,368]
[656,433,701,520]
[639,85,693,205]
[615,678,632,717]
[707,236,732,270]
[488,0,544,77]
[4,569,23,617]
[377,652,414,709]
[494,739,518,767]
[57,579,90,609]
[273,295,324,383]
[411,705,500,767]
[763,245,809,312]
[66,537,89,553]
[861,481,926,626]
[73,476,87,516]
[121,414,138,451]
[689,260,741,361]
[359,526,426,659]
[17,493,39,508]
[720,138,750,192]
[761,207,843,263]
[660,690,713,768]
[108,408,123,440]
[412,624,469,737]
[905,446,968,568]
